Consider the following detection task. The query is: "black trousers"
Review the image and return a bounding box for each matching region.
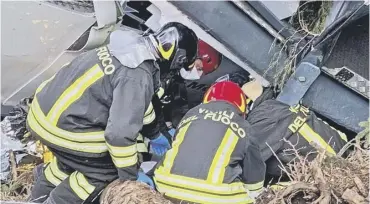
[30,151,118,204]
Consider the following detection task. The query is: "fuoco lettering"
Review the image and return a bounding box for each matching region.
[98,53,110,60]
[221,116,230,125]
[102,58,112,67]
[203,112,245,138]
[230,122,239,132]
[104,65,115,75]
[238,128,246,138]
[223,111,234,119]
[212,114,222,122]
[96,46,116,75]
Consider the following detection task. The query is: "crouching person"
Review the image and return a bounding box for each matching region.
[244,87,348,177]
[27,22,198,204]
[153,81,266,204]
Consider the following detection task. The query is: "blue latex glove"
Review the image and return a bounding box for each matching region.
[168,128,176,137]
[150,128,175,156]
[137,172,154,188]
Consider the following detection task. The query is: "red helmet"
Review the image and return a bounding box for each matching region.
[203,81,247,114]
[197,40,221,75]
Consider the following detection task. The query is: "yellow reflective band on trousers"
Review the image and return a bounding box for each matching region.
[154,176,253,204]
[69,172,95,200]
[207,128,239,184]
[143,102,155,125]
[298,123,336,154]
[30,98,105,142]
[160,122,192,173]
[28,109,108,153]
[50,157,69,181]
[45,164,63,187]
[106,143,138,168]
[46,64,104,125]
[245,181,264,191]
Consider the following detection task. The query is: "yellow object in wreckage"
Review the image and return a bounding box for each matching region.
[36,140,53,163]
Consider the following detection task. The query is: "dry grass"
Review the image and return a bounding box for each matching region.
[256,122,370,204]
[1,163,35,201]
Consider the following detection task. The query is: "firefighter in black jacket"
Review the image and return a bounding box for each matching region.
[153,81,266,204]
[242,84,348,177]
[28,22,198,204]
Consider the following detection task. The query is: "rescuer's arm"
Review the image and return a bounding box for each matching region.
[141,94,163,140]
[242,138,266,197]
[105,74,153,181]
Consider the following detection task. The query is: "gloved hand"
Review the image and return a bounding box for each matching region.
[137,172,154,188]
[150,128,175,156]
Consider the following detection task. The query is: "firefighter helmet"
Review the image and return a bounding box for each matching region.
[203,81,247,114]
[154,22,198,71]
[197,40,221,75]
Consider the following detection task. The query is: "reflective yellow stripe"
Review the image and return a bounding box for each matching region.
[154,170,247,194]
[144,103,154,116]
[44,165,62,186]
[143,112,155,125]
[69,172,94,200]
[143,103,155,125]
[155,182,253,204]
[161,122,191,174]
[31,98,105,142]
[36,74,56,94]
[107,143,138,167]
[298,123,335,154]
[47,64,104,125]
[50,157,68,181]
[76,173,95,194]
[245,181,264,191]
[111,154,138,168]
[137,143,148,153]
[27,109,108,153]
[106,143,137,157]
[317,117,348,142]
[207,128,239,184]
[136,133,148,153]
[156,87,164,98]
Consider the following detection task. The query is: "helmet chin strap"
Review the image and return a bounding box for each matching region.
[145,35,161,60]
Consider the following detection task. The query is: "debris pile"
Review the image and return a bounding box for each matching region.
[0,97,43,202]
[256,122,370,204]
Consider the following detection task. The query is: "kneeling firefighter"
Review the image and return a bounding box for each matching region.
[153,81,266,204]
[242,83,348,178]
[27,22,198,204]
